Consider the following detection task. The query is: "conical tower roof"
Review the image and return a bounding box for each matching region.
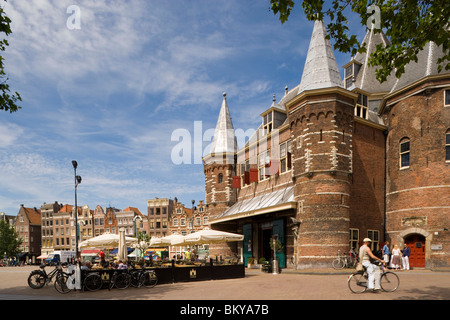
[209,92,237,155]
[298,20,342,94]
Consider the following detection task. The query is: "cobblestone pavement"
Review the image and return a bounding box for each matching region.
[1,266,449,301]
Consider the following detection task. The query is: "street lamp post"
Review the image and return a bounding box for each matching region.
[72,161,82,262]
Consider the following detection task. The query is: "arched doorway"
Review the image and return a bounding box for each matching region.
[404,234,426,268]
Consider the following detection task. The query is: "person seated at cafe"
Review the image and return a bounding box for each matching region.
[118,260,128,270]
[81,260,92,270]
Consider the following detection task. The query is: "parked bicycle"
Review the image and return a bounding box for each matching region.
[83,272,104,292]
[129,267,158,288]
[108,270,131,290]
[28,263,63,289]
[347,262,400,293]
[332,250,358,269]
[54,265,76,294]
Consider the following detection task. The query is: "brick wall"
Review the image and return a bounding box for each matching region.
[383,84,450,267]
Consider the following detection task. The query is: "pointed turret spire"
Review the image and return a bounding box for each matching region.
[298,20,342,94]
[209,92,237,155]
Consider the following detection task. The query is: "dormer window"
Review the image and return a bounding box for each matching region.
[355,93,369,119]
[263,111,273,136]
[344,61,361,89]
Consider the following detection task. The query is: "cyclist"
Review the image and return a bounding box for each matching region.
[359,238,384,293]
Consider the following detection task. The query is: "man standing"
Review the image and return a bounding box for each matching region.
[402,244,410,270]
[382,241,390,266]
[99,250,106,267]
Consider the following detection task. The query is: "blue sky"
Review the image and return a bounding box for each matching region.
[0,0,366,216]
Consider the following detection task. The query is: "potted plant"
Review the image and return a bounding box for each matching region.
[247,257,255,268]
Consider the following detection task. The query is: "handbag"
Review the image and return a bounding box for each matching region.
[356,262,363,272]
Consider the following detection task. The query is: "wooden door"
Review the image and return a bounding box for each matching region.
[405,234,425,268]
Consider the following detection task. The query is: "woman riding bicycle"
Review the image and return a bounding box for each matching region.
[359,238,385,293]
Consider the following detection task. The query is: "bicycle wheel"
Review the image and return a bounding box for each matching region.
[54,274,72,294]
[84,273,103,292]
[348,272,367,293]
[28,271,46,289]
[332,258,344,269]
[142,271,158,288]
[115,273,131,289]
[380,271,399,292]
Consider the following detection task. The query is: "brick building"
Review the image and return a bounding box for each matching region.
[146,197,173,238]
[14,205,41,263]
[40,201,63,256]
[203,21,450,269]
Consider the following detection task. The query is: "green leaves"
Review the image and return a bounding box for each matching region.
[270,0,450,83]
[0,219,23,258]
[0,2,21,113]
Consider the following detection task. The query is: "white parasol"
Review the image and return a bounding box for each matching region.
[163,234,188,246]
[180,229,244,245]
[78,232,137,249]
[117,228,128,261]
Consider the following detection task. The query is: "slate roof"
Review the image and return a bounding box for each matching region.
[209,93,238,154]
[390,41,449,93]
[297,20,342,94]
[349,29,397,93]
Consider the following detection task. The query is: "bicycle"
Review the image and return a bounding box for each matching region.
[108,269,131,290]
[28,263,63,289]
[129,267,158,288]
[54,264,76,294]
[332,250,358,269]
[348,262,400,293]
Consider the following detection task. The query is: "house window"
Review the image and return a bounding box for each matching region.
[446,131,450,162]
[258,150,270,181]
[349,229,359,252]
[218,173,223,183]
[240,160,250,186]
[279,141,292,173]
[367,230,380,251]
[445,89,450,107]
[344,62,361,89]
[355,93,368,119]
[203,216,209,225]
[263,111,273,136]
[400,138,410,168]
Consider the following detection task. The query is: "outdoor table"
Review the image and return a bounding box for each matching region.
[81,260,245,287]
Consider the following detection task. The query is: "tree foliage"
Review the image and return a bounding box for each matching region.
[270,0,450,83]
[0,219,22,258]
[0,0,21,113]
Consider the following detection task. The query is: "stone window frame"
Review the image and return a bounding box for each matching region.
[349,228,359,252]
[399,137,411,169]
[444,89,450,107]
[367,230,380,251]
[446,129,450,162]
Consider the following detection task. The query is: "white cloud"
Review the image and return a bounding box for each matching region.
[0,123,24,148]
